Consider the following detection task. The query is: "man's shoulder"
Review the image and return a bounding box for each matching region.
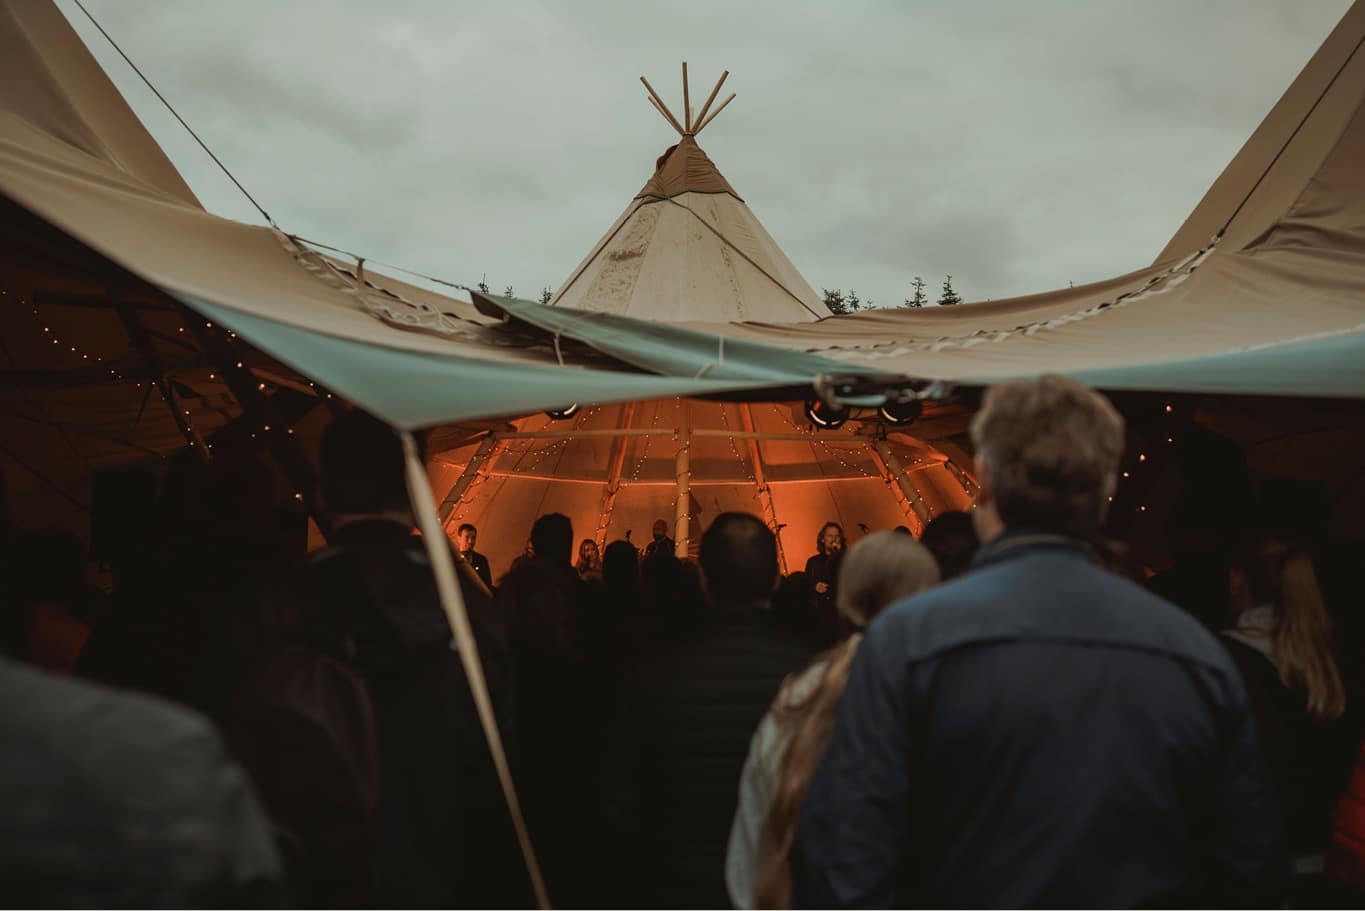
[1,658,266,833]
[870,553,1232,670]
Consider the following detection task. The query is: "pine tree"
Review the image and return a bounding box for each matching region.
[477,275,490,294]
[504,285,515,298]
[539,287,553,304]
[847,290,861,312]
[822,288,849,315]
[903,276,927,308]
[937,274,963,306]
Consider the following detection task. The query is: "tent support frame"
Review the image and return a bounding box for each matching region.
[114,300,211,463]
[438,434,504,526]
[181,306,331,538]
[595,402,637,547]
[674,402,692,558]
[871,440,930,534]
[739,402,787,575]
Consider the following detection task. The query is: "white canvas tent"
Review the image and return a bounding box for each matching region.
[2,0,1365,535]
[4,5,1365,903]
[429,74,973,576]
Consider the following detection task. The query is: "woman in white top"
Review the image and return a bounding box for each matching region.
[726,531,940,908]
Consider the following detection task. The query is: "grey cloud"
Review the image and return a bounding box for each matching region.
[58,0,1353,308]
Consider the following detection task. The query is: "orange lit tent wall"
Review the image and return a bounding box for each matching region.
[428,398,976,580]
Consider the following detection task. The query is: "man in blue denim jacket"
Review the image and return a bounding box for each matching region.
[793,376,1286,907]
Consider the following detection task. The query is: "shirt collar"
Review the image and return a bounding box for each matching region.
[971,527,1093,570]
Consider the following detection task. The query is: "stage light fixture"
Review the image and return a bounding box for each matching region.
[545,404,581,421]
[878,398,924,426]
[804,398,848,429]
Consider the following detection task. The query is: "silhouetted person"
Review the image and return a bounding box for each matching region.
[455,523,493,590]
[920,510,979,581]
[1222,532,1351,870]
[9,528,93,672]
[728,532,941,908]
[603,539,652,668]
[77,450,286,722]
[607,513,810,908]
[496,512,593,904]
[1149,505,1237,632]
[243,410,522,907]
[795,376,1287,907]
[1,654,282,904]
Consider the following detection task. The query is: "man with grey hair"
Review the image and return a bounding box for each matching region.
[793,375,1285,907]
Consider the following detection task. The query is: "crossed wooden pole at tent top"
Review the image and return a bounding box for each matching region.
[641,63,736,136]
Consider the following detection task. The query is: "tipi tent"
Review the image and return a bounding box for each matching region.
[3,0,1365,544]
[427,73,975,578]
[550,72,824,324]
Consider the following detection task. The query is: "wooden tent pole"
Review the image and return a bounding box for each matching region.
[114,301,211,463]
[674,401,692,558]
[739,403,787,575]
[400,433,550,910]
[641,76,687,135]
[595,402,637,547]
[691,70,729,133]
[694,92,736,134]
[647,95,684,136]
[438,435,505,526]
[870,440,930,534]
[682,61,692,132]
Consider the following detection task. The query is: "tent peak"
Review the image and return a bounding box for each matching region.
[641,65,735,137]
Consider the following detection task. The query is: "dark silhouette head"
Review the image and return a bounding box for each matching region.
[12,528,85,604]
[920,511,980,580]
[320,410,412,517]
[700,512,779,606]
[530,513,573,566]
[602,540,639,591]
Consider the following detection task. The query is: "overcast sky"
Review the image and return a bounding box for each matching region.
[58,0,1352,308]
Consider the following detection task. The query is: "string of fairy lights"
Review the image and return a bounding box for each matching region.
[626,399,664,483]
[1108,400,1179,516]
[18,291,213,454]
[716,402,758,486]
[14,286,1186,532]
[11,289,336,507]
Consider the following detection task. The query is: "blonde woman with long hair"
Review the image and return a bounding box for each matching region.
[1222,532,1347,863]
[725,532,940,908]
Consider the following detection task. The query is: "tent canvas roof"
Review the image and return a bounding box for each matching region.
[1,0,1364,449]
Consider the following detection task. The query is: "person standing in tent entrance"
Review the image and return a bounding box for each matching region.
[454,522,493,590]
[804,522,846,647]
[793,375,1288,907]
[643,518,675,561]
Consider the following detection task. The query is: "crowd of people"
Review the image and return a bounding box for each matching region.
[2,374,1365,907]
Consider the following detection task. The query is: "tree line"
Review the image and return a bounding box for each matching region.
[822,275,963,314]
[476,274,967,313]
